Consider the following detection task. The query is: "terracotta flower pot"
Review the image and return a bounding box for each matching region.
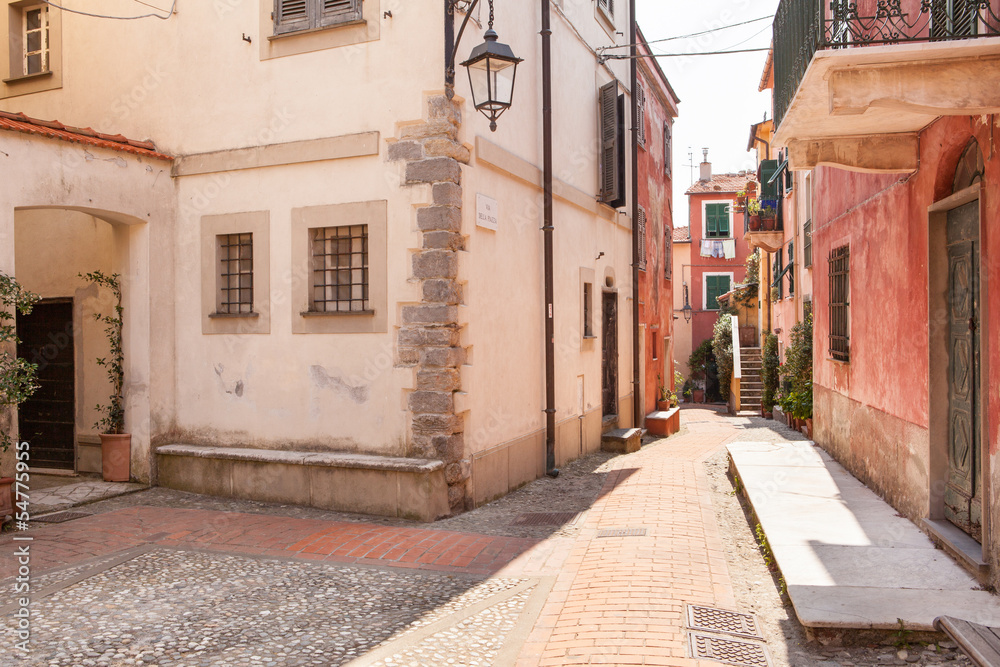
[656,400,671,412]
[0,477,14,523]
[762,216,776,231]
[748,215,762,231]
[693,389,705,404]
[805,418,813,439]
[764,411,773,420]
[100,433,132,482]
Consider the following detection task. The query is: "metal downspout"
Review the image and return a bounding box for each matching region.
[542,0,557,476]
[630,0,641,429]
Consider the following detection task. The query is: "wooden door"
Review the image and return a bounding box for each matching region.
[944,201,982,540]
[16,300,75,470]
[602,292,618,417]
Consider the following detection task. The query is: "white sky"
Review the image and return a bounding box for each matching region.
[636,0,780,230]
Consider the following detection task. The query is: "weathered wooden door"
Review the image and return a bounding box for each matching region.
[944,201,982,541]
[601,292,618,417]
[16,300,75,470]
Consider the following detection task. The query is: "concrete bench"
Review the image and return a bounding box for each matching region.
[601,428,642,454]
[156,444,449,522]
[644,408,680,437]
[935,616,1000,666]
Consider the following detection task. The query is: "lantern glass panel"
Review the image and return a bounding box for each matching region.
[468,56,515,111]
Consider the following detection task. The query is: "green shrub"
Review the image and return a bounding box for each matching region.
[688,339,714,388]
[0,273,40,452]
[712,315,733,402]
[761,333,779,411]
[781,313,813,419]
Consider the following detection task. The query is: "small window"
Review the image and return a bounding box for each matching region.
[804,174,813,268]
[773,247,784,300]
[635,84,646,147]
[705,275,730,311]
[274,0,362,36]
[22,5,49,76]
[217,233,254,315]
[310,224,370,313]
[705,203,730,238]
[583,282,594,337]
[597,0,614,20]
[787,241,795,296]
[663,122,672,177]
[829,245,850,362]
[637,206,647,271]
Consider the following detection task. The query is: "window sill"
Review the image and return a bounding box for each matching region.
[209,311,260,319]
[301,309,375,317]
[583,335,597,340]
[3,70,52,85]
[268,18,366,41]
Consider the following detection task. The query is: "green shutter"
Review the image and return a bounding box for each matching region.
[706,204,730,238]
[705,275,730,310]
[759,159,779,199]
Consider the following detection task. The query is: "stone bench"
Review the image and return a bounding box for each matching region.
[600,428,642,454]
[156,444,449,522]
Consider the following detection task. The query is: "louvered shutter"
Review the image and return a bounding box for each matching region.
[637,207,647,270]
[274,0,310,34]
[598,0,614,18]
[664,122,672,177]
[320,0,361,27]
[636,85,645,146]
[664,227,672,280]
[599,80,622,206]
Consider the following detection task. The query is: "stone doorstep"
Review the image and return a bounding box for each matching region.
[728,440,1000,632]
[156,444,450,522]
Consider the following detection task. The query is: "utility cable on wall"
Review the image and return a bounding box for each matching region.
[43,0,176,20]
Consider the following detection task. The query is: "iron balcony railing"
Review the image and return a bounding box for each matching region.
[774,0,1000,130]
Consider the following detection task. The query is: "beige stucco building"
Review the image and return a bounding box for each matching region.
[1,0,652,519]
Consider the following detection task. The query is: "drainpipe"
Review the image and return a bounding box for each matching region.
[629,0,641,429]
[542,0,557,477]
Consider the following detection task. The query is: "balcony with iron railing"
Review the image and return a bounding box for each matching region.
[773,0,1000,172]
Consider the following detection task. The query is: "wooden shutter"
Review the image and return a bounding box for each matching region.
[599,80,622,206]
[758,159,780,200]
[664,122,672,177]
[637,207,646,270]
[636,85,645,146]
[320,0,361,27]
[787,241,794,295]
[598,0,614,18]
[706,203,729,238]
[274,0,310,34]
[664,227,672,280]
[773,248,783,298]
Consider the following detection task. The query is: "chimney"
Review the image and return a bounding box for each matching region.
[699,147,711,182]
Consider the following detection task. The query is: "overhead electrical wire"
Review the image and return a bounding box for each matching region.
[597,15,773,53]
[603,46,771,59]
[42,0,176,20]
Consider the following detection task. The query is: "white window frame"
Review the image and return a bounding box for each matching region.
[21,4,48,76]
[701,199,734,240]
[702,271,734,311]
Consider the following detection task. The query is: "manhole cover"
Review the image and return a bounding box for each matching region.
[689,632,771,667]
[687,604,762,639]
[596,527,646,538]
[33,512,91,524]
[510,512,580,527]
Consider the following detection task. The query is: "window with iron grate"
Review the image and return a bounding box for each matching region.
[637,207,647,271]
[217,233,255,315]
[310,224,371,313]
[829,245,850,362]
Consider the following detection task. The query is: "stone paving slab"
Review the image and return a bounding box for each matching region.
[27,479,146,515]
[729,439,1000,631]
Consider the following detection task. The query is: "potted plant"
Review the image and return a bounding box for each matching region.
[745,180,757,195]
[734,190,747,212]
[81,271,130,482]
[760,204,777,231]
[746,198,762,231]
[0,273,40,523]
[656,375,671,411]
[687,340,713,405]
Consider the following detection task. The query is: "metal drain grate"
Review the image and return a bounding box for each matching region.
[33,512,91,524]
[687,604,762,639]
[596,527,646,538]
[689,632,771,666]
[510,512,580,527]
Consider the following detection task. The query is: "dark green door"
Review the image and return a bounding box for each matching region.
[944,201,981,541]
[16,300,76,470]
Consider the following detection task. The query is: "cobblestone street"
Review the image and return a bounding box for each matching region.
[0,408,981,665]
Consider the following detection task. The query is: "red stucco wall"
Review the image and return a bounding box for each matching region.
[637,68,677,415]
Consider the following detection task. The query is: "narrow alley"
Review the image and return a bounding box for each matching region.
[0,408,981,666]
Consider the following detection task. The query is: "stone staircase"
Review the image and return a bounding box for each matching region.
[739,347,763,414]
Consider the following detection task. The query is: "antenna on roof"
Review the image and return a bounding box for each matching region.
[684,147,696,186]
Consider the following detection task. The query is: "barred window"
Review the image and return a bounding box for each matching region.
[310,225,370,313]
[829,245,850,362]
[637,207,647,270]
[217,233,254,314]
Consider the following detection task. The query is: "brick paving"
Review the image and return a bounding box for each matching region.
[509,408,740,667]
